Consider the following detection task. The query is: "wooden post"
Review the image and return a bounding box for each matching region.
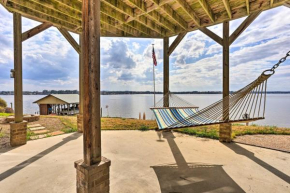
[75,1,111,192]
[10,13,27,147]
[13,13,23,123]
[77,34,84,132]
[163,37,169,107]
[220,21,232,142]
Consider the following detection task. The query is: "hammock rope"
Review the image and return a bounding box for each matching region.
[151,51,290,130]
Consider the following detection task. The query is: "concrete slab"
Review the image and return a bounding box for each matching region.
[29,127,46,131]
[0,131,289,193]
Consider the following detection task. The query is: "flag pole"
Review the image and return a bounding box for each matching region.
[152,44,156,107]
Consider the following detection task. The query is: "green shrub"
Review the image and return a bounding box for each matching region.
[139,125,149,131]
[0,98,7,108]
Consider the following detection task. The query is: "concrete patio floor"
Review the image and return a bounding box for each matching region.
[0,131,289,193]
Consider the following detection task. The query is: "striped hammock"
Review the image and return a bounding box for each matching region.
[151,51,289,131]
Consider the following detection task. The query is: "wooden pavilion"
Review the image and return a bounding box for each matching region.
[33,94,79,115]
[1,0,289,192]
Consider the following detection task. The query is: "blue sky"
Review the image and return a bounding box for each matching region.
[0,5,290,92]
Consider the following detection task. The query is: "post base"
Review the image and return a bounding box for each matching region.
[77,114,83,133]
[10,121,28,147]
[75,157,111,193]
[219,123,232,143]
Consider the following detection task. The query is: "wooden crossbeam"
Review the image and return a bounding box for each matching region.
[103,0,173,35]
[22,23,52,42]
[229,11,261,45]
[197,0,215,22]
[101,14,148,37]
[57,27,81,54]
[222,0,232,19]
[176,0,200,27]
[199,27,223,46]
[10,0,81,26]
[5,1,79,33]
[246,0,250,14]
[284,1,290,8]
[168,32,187,56]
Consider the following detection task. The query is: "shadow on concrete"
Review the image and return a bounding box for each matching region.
[223,142,290,184]
[0,132,82,181]
[151,132,245,193]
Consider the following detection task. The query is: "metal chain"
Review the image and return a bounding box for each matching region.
[263,50,290,75]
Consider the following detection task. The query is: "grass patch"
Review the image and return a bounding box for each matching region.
[0,132,5,138]
[0,113,13,117]
[139,125,150,131]
[59,116,78,133]
[176,124,290,140]
[26,130,36,140]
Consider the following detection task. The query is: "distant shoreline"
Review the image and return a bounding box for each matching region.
[1,91,290,95]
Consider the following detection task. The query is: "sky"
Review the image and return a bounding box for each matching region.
[0,5,290,92]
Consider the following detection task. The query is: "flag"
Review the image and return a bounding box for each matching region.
[152,47,157,66]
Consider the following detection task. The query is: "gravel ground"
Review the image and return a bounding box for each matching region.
[234,135,290,152]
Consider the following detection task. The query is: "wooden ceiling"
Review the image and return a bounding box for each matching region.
[0,0,289,38]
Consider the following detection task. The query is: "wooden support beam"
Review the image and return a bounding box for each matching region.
[22,23,52,42]
[168,32,187,56]
[284,1,290,8]
[79,34,83,116]
[197,0,215,22]
[57,27,81,54]
[13,12,23,123]
[222,0,232,19]
[176,0,200,27]
[163,37,170,107]
[219,21,232,142]
[229,11,261,45]
[82,0,102,165]
[199,27,223,46]
[245,0,250,14]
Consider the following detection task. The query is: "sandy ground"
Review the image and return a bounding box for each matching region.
[0,131,289,193]
[234,135,290,152]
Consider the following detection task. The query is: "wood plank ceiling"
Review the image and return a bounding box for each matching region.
[0,0,288,38]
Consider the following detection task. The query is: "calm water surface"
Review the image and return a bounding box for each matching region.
[1,94,289,127]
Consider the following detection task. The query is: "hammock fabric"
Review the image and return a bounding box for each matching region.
[151,51,290,130]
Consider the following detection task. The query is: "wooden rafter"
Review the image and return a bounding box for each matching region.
[222,0,232,19]
[197,0,215,22]
[22,23,52,42]
[175,0,200,27]
[229,11,261,45]
[246,0,250,14]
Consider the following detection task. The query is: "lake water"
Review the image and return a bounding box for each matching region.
[1,94,290,128]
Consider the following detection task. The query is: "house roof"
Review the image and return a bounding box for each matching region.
[33,94,79,104]
[1,0,289,38]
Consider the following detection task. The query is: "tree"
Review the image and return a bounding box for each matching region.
[0,97,7,108]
